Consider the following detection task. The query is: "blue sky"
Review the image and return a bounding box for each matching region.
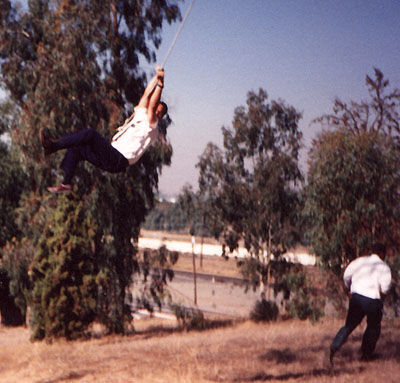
[148,0,400,196]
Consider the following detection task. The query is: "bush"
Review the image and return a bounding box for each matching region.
[170,303,206,330]
[250,299,278,322]
[275,268,326,323]
[286,293,324,323]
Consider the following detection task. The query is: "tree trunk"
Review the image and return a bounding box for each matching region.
[266,223,272,300]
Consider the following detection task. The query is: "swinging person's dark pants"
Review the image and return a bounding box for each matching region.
[54,128,129,184]
[331,293,383,358]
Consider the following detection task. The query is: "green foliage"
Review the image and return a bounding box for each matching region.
[239,258,325,322]
[0,267,25,325]
[170,303,206,331]
[29,196,100,341]
[305,72,400,273]
[134,246,179,313]
[315,68,400,142]
[250,299,278,322]
[304,69,400,316]
[285,292,324,323]
[1,238,34,319]
[305,130,400,272]
[322,270,348,317]
[197,89,304,296]
[143,199,189,233]
[0,136,27,248]
[237,257,264,293]
[176,185,215,237]
[385,256,400,318]
[279,270,325,323]
[0,105,30,325]
[0,0,181,339]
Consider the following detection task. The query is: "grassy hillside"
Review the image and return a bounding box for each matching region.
[0,317,399,382]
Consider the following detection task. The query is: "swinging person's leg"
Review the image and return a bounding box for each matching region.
[40,128,129,192]
[47,146,84,193]
[39,128,99,155]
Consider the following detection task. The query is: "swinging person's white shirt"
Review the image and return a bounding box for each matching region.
[111,107,159,165]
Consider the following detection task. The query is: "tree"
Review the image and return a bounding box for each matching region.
[0,99,29,326]
[304,130,400,274]
[1,237,34,325]
[143,199,189,233]
[0,100,28,248]
[315,68,400,143]
[134,245,179,315]
[0,0,180,339]
[305,69,400,275]
[197,89,304,298]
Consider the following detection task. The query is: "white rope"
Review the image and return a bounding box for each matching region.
[117,0,195,133]
[160,0,196,68]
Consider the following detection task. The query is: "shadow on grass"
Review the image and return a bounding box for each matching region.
[134,317,239,340]
[259,348,297,364]
[232,366,366,382]
[381,338,400,361]
[38,370,87,383]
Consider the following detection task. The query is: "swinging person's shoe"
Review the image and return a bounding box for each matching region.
[47,183,72,193]
[39,128,56,156]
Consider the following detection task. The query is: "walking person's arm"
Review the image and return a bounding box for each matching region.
[379,263,392,301]
[343,261,355,298]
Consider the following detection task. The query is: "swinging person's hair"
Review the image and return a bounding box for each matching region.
[160,101,168,116]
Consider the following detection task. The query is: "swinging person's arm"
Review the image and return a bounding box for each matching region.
[147,69,164,124]
[137,66,164,109]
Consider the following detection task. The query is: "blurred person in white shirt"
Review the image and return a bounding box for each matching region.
[329,243,392,366]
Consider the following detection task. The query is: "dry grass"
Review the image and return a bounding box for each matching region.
[141,229,242,278]
[140,230,223,246]
[173,253,241,278]
[1,317,399,383]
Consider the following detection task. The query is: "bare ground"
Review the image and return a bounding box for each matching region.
[0,317,399,383]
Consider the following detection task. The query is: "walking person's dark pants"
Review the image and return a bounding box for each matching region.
[54,128,129,184]
[331,293,383,358]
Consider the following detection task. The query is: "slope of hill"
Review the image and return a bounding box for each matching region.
[0,317,399,382]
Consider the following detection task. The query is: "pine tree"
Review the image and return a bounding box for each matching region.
[29,195,100,340]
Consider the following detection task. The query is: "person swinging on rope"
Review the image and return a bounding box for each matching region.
[39,67,167,193]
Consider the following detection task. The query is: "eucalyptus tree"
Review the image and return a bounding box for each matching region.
[197,89,304,298]
[304,69,400,275]
[0,0,181,339]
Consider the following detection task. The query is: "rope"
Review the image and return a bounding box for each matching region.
[116,0,195,132]
[137,0,195,107]
[160,0,196,68]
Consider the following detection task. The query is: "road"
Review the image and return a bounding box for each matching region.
[133,230,315,318]
[132,269,277,319]
[168,270,260,317]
